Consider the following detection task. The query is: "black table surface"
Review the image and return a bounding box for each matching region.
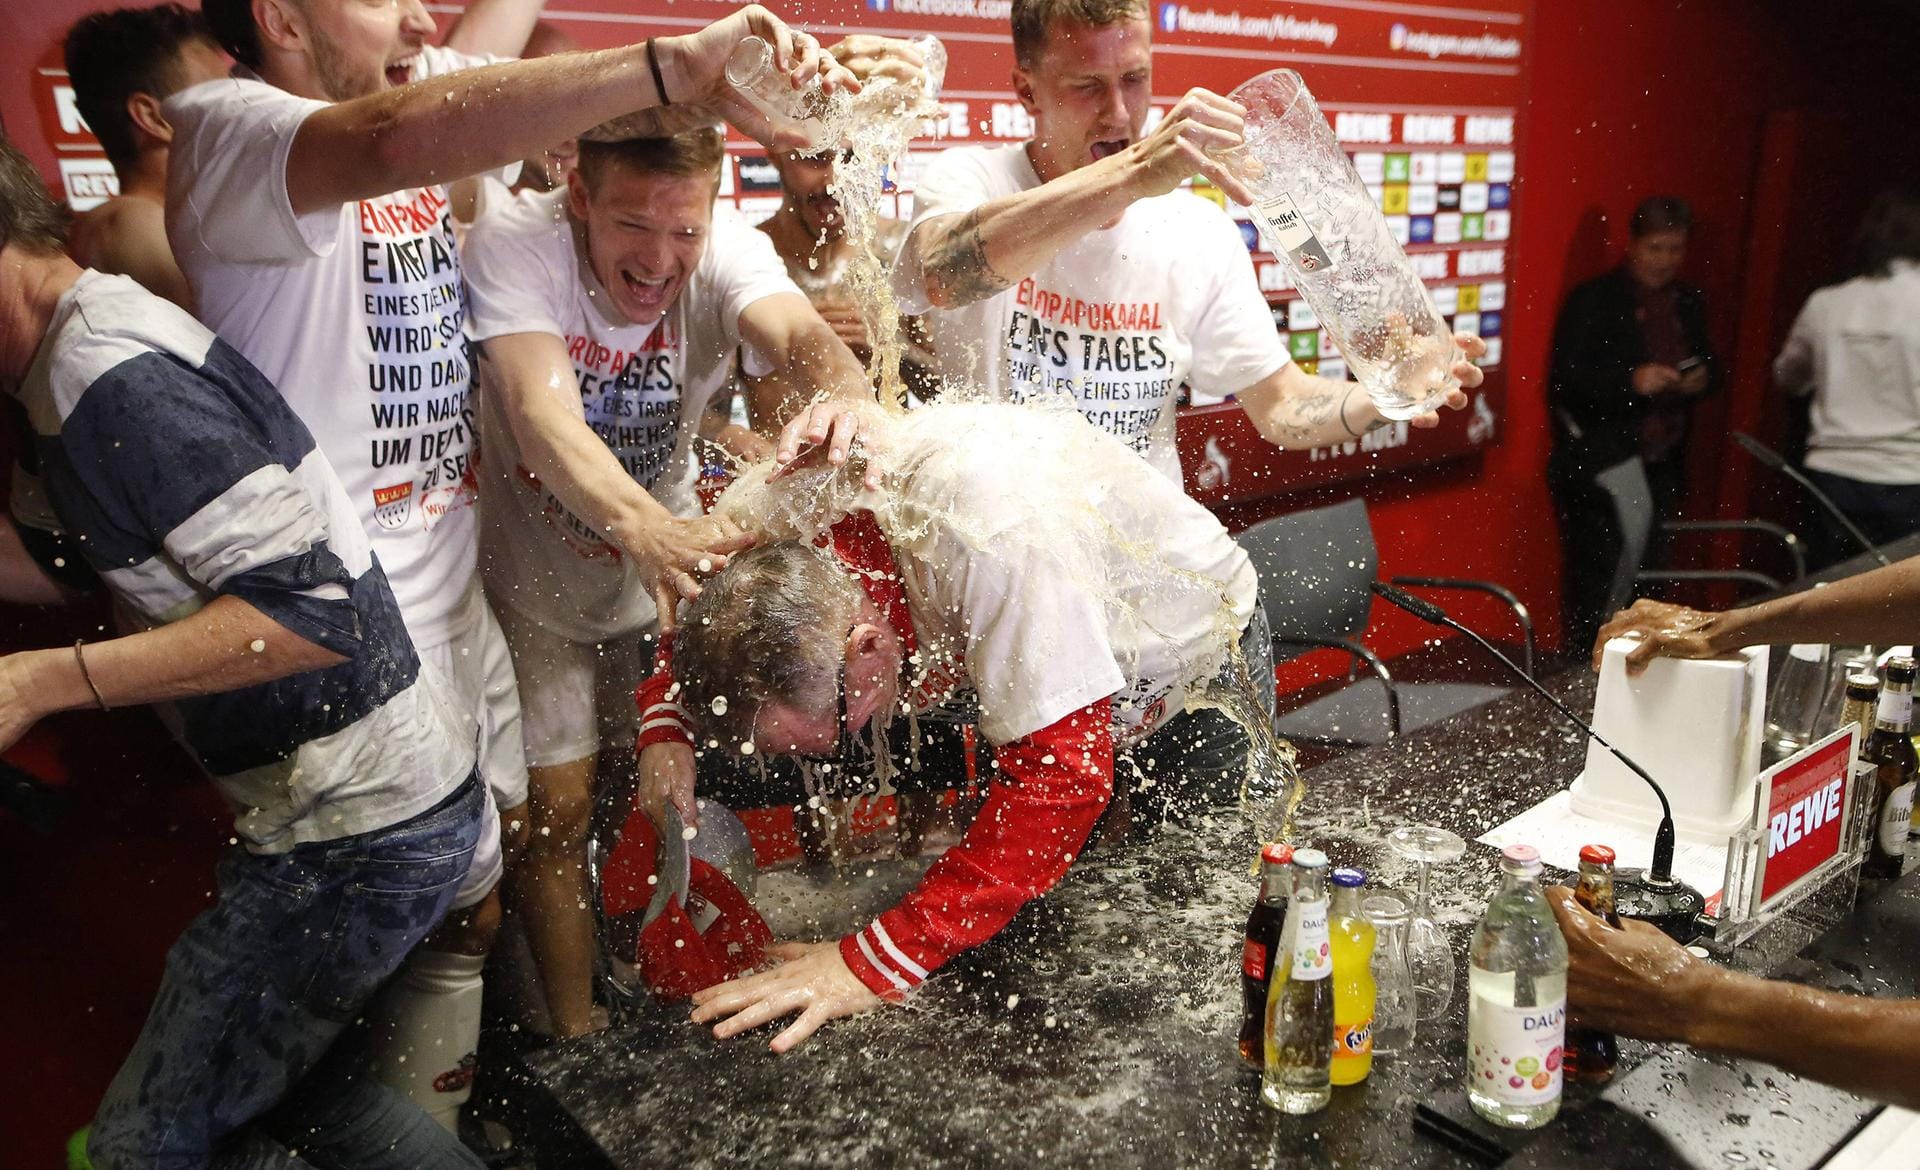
[525,540,1920,1169]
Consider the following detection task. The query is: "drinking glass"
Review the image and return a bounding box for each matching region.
[1387,825,1466,1020]
[1215,69,1462,420]
[1763,643,1829,757]
[1363,889,1417,1056]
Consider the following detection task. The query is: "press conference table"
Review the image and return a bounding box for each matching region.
[520,537,1920,1169]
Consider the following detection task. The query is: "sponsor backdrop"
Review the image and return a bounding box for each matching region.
[8,0,1528,506]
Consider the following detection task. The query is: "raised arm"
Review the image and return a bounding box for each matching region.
[1595,555,1920,672]
[480,331,751,600]
[441,0,546,59]
[0,594,342,752]
[901,90,1253,310]
[1238,333,1485,449]
[287,6,852,215]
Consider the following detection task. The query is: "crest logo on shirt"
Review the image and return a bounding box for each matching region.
[372,481,414,530]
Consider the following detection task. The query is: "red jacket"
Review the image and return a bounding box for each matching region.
[634,511,1115,999]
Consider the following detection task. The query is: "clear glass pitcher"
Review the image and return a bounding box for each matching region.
[1215,70,1462,420]
[1362,889,1417,1056]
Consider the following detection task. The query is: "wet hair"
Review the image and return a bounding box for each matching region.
[0,137,70,257]
[673,542,860,750]
[201,0,264,71]
[65,5,221,174]
[576,127,725,194]
[1629,196,1691,239]
[1011,0,1149,68]
[1847,186,1920,279]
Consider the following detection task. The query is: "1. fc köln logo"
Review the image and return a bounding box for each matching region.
[373,481,413,530]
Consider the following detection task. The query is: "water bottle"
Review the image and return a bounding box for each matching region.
[1262,848,1333,1114]
[1466,844,1568,1130]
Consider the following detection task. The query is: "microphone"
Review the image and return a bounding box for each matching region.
[1732,431,1891,568]
[1370,581,1679,885]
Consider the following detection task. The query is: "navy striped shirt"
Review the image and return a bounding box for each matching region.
[14,272,473,850]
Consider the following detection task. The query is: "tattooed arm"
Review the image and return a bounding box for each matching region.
[1239,333,1489,449]
[903,91,1256,310]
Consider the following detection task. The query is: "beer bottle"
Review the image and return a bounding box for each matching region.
[1838,673,1881,860]
[1563,844,1620,1083]
[1865,657,1918,881]
[1263,848,1333,1114]
[1238,843,1294,1068]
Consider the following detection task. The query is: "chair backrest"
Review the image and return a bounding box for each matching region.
[1236,497,1377,644]
[1593,455,1654,617]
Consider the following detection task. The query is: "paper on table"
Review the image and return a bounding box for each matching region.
[1477,790,1730,900]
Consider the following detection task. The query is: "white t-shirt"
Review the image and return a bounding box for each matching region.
[895,144,1290,481]
[463,189,798,641]
[164,45,499,649]
[1774,260,1920,485]
[722,402,1258,745]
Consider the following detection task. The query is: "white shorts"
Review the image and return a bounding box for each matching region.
[421,581,529,908]
[493,600,652,770]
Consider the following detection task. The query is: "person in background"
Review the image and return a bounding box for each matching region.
[756,37,937,403]
[1548,195,1717,647]
[1774,186,1920,568]
[62,4,229,311]
[166,0,851,1127]
[0,133,486,1170]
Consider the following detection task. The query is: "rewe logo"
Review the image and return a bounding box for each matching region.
[1160,3,1179,33]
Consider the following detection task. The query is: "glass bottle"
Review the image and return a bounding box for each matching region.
[1238,843,1293,1068]
[1838,673,1882,859]
[1764,643,1829,757]
[725,36,838,150]
[1466,844,1568,1130]
[1563,844,1619,1084]
[1865,657,1918,880]
[1263,848,1333,1114]
[1328,868,1376,1086]
[1362,890,1417,1057]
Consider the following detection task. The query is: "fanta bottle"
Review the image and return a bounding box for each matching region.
[1328,867,1376,1086]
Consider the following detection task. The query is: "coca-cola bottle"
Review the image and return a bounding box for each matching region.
[1238,843,1293,1068]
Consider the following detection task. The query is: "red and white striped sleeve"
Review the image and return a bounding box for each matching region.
[839,699,1115,1000]
[634,631,695,752]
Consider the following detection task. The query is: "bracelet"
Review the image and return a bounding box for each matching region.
[73,640,109,711]
[646,37,672,107]
[1339,386,1365,439]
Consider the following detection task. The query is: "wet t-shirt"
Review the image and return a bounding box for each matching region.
[164,45,499,648]
[463,189,797,641]
[895,143,1290,481]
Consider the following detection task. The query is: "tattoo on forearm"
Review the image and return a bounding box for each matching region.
[923,209,1012,308]
[1269,381,1343,446]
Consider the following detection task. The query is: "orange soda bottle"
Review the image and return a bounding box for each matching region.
[1328,866,1375,1085]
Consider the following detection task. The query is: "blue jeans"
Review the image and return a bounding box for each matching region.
[89,775,488,1170]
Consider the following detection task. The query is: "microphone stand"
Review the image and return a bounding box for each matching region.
[1733,431,1891,568]
[1370,582,1708,940]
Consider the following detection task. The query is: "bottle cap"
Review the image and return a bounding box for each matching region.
[1500,844,1541,866]
[1291,847,1329,869]
[1578,844,1616,866]
[1261,843,1294,866]
[1330,867,1367,888]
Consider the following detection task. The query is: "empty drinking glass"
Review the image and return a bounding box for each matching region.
[1387,824,1466,1020]
[1764,643,1830,757]
[1363,889,1417,1056]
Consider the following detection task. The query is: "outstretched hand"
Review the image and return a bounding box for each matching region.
[772,400,883,489]
[659,6,860,150]
[1591,599,1724,674]
[1547,885,1710,1043]
[627,510,755,609]
[690,941,883,1051]
[1125,88,1256,206]
[1406,331,1486,429]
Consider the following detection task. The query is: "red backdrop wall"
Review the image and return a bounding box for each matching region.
[1,1,1914,1163]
